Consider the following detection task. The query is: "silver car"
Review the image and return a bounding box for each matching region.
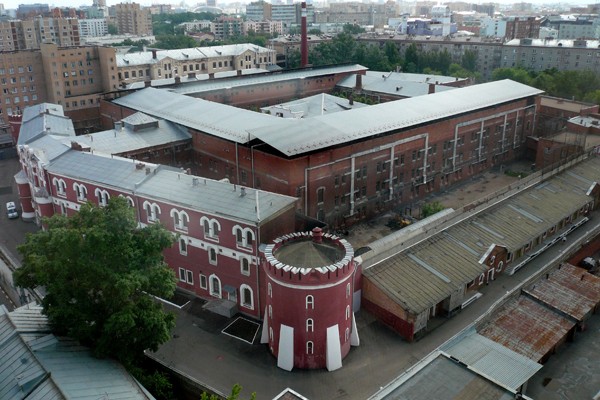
[6,202,18,219]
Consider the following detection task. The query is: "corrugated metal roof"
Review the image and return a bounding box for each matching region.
[523,263,600,321]
[113,87,271,144]
[18,105,75,146]
[260,93,368,118]
[336,70,458,98]
[116,80,542,157]
[134,169,297,224]
[376,354,515,400]
[248,80,543,156]
[479,296,575,362]
[0,304,154,400]
[64,117,192,156]
[441,329,542,390]
[117,44,274,67]
[46,151,156,192]
[364,156,600,315]
[170,64,368,95]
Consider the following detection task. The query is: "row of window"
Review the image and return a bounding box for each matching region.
[55,178,256,249]
[0,65,33,74]
[178,269,254,309]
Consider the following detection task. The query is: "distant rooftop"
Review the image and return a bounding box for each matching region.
[261,93,367,118]
[274,238,345,269]
[505,38,600,47]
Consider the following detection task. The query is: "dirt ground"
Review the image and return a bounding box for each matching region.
[345,161,533,249]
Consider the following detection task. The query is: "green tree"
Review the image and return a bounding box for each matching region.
[155,34,199,49]
[491,67,532,85]
[201,384,257,400]
[14,197,177,366]
[342,23,365,34]
[384,41,401,68]
[108,24,118,35]
[461,49,477,72]
[421,201,445,218]
[403,43,419,72]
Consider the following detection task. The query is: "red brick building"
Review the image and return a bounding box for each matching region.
[105,79,542,228]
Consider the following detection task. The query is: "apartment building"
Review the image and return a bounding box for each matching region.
[78,18,108,37]
[211,16,243,39]
[39,43,118,130]
[505,16,540,40]
[114,2,152,36]
[502,38,600,72]
[243,19,283,36]
[246,0,315,28]
[0,51,46,128]
[0,17,80,51]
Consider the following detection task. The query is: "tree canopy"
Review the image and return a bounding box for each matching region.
[14,197,177,366]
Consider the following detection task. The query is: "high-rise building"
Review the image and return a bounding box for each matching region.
[78,19,108,37]
[114,2,152,36]
[0,17,80,51]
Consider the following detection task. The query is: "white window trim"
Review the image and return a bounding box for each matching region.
[240,257,251,276]
[179,237,188,256]
[142,200,161,223]
[53,177,66,197]
[208,247,218,266]
[73,182,87,202]
[268,282,272,298]
[199,273,207,289]
[240,284,254,310]
[306,318,313,332]
[178,267,186,282]
[201,216,221,242]
[209,274,221,298]
[306,295,314,310]
[94,188,110,207]
[232,225,255,250]
[306,341,314,355]
[170,208,189,233]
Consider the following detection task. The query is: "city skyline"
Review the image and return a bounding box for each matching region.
[0,0,595,12]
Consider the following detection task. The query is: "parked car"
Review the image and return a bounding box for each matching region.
[6,202,18,219]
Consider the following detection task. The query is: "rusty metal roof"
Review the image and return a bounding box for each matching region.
[523,263,600,321]
[478,296,575,362]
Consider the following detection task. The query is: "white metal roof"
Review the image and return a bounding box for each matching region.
[115,80,542,157]
[505,38,600,48]
[441,329,543,390]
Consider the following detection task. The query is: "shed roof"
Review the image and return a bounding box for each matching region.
[523,263,600,321]
[363,156,600,315]
[0,304,153,400]
[440,329,542,390]
[478,296,575,362]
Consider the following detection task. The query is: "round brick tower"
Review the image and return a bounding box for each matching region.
[260,227,359,371]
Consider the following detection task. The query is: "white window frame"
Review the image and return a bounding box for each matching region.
[346,283,351,298]
[179,237,188,256]
[171,209,189,233]
[232,225,255,250]
[306,341,314,355]
[345,305,350,320]
[268,304,272,318]
[199,273,207,289]
[240,257,251,276]
[240,284,254,310]
[209,274,221,298]
[178,267,186,282]
[496,260,504,272]
[306,295,314,310]
[306,318,314,332]
[143,201,161,223]
[94,188,110,207]
[208,247,218,265]
[201,217,221,242]
[73,182,87,202]
[53,177,66,197]
[268,282,272,298]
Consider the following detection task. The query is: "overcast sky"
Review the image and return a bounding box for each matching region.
[1,0,590,12]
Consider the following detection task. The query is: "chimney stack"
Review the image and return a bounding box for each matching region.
[151,49,157,59]
[428,83,435,94]
[300,1,309,68]
[355,73,362,90]
[312,227,323,243]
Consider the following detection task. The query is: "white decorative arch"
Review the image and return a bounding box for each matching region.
[142,200,161,222]
[53,177,66,196]
[240,284,254,310]
[232,225,255,249]
[201,216,220,240]
[170,208,189,232]
[73,182,88,201]
[209,274,221,298]
[94,188,110,206]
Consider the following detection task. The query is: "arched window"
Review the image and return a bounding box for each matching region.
[240,257,250,276]
[316,187,324,204]
[95,189,110,207]
[143,201,160,222]
[306,341,314,355]
[496,260,504,272]
[345,327,350,342]
[268,282,272,298]
[171,209,189,232]
[245,230,253,247]
[269,327,273,341]
[240,284,254,309]
[306,295,314,310]
[346,283,351,298]
[268,304,272,318]
[203,219,210,236]
[201,217,220,240]
[345,305,350,320]
[209,247,218,265]
[54,178,66,196]
[179,237,187,255]
[73,183,87,201]
[306,318,314,333]
[209,274,221,298]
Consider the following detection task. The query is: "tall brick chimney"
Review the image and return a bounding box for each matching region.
[301,1,308,68]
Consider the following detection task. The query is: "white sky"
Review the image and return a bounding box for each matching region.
[0,0,591,12]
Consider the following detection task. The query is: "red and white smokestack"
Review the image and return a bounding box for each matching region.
[301,1,308,68]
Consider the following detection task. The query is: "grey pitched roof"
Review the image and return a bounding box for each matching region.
[18,104,75,145]
[64,117,192,156]
[260,93,367,118]
[440,329,542,390]
[115,80,542,157]
[336,70,459,98]
[364,156,600,315]
[46,151,156,192]
[0,304,153,400]
[134,169,297,224]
